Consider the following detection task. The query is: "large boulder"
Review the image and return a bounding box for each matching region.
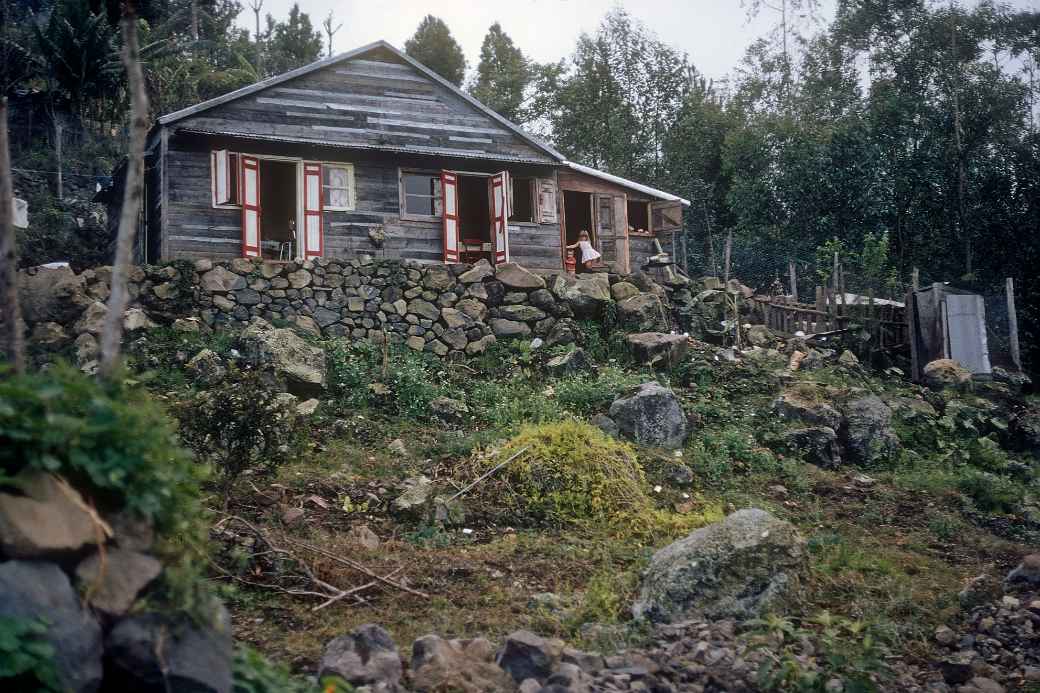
[75,548,162,617]
[608,382,688,449]
[0,560,103,693]
[0,472,99,559]
[923,359,972,390]
[319,624,403,691]
[632,508,806,623]
[563,275,611,320]
[495,263,545,290]
[411,635,514,693]
[240,318,326,396]
[839,395,900,465]
[625,332,689,368]
[616,293,669,332]
[105,608,233,693]
[545,348,592,377]
[200,266,246,293]
[18,265,89,324]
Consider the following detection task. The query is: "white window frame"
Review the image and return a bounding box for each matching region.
[321,162,356,211]
[399,168,443,221]
[211,150,242,209]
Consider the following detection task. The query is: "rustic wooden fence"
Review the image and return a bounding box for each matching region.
[754,287,909,350]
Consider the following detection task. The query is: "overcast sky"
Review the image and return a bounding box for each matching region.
[238,0,1039,82]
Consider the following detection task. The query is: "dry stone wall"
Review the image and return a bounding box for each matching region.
[16,257,699,362]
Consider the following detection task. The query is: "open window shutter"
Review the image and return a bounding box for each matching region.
[240,155,261,257]
[441,171,460,262]
[303,162,323,258]
[537,179,557,224]
[213,150,231,205]
[650,200,683,233]
[597,194,618,267]
[491,171,510,264]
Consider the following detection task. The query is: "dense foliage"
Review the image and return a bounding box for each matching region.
[403,15,466,87]
[0,617,61,693]
[0,363,203,534]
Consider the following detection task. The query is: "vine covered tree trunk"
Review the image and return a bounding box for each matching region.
[99,16,150,379]
[0,97,24,373]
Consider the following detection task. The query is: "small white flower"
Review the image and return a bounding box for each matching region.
[462,528,474,535]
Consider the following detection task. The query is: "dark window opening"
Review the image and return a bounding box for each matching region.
[402,172,441,217]
[259,159,297,260]
[627,200,650,235]
[458,174,493,263]
[564,190,595,272]
[509,177,535,223]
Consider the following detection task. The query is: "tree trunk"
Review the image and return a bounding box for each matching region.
[99,16,150,379]
[0,97,24,374]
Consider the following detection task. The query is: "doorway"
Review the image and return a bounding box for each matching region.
[563,190,594,271]
[259,159,298,260]
[457,174,492,263]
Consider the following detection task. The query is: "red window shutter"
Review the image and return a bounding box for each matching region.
[441,171,459,263]
[490,171,510,264]
[240,155,261,257]
[303,162,323,258]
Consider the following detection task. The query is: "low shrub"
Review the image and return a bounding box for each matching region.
[232,645,315,693]
[472,420,650,528]
[956,468,1024,513]
[554,367,642,415]
[175,367,303,504]
[0,364,203,534]
[688,426,780,486]
[467,378,562,427]
[0,617,62,693]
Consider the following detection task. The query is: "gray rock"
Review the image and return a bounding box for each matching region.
[456,298,488,322]
[667,464,695,486]
[529,289,556,311]
[123,308,157,332]
[496,630,564,684]
[430,396,469,424]
[746,324,773,347]
[424,266,456,291]
[495,263,545,290]
[105,608,233,693]
[609,383,688,449]
[632,508,806,623]
[625,332,688,368]
[923,359,972,390]
[617,294,669,332]
[319,624,402,690]
[74,332,99,366]
[458,260,494,284]
[546,348,592,377]
[393,476,435,514]
[186,349,226,386]
[491,318,531,339]
[839,395,900,465]
[75,548,162,617]
[408,298,441,321]
[411,635,513,693]
[783,427,841,468]
[466,335,497,356]
[0,472,99,559]
[1010,408,1040,456]
[1005,554,1040,588]
[200,266,246,293]
[19,264,89,323]
[611,282,640,302]
[0,560,103,693]
[74,300,108,335]
[498,304,548,322]
[31,321,70,347]
[590,414,619,438]
[772,388,843,430]
[545,320,579,348]
[240,318,326,396]
[287,269,312,289]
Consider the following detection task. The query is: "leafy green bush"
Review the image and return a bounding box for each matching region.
[326,341,457,418]
[555,367,642,415]
[232,645,314,693]
[0,617,61,693]
[0,364,203,535]
[125,326,236,390]
[468,378,562,427]
[688,426,780,486]
[175,368,302,503]
[956,468,1024,513]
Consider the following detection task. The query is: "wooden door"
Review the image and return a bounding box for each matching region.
[240,155,261,258]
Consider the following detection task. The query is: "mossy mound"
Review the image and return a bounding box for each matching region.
[473,420,652,528]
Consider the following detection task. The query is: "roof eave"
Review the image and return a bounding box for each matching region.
[562,161,691,206]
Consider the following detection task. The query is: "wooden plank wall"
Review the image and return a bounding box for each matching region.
[176,47,552,164]
[629,234,674,271]
[161,136,562,268]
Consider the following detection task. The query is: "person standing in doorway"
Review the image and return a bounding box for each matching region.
[566,230,605,271]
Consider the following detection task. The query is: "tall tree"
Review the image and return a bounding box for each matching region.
[404,15,466,86]
[265,3,321,75]
[470,23,529,122]
[0,97,23,373]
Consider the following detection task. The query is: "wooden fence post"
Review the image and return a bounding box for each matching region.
[788,260,798,302]
[1006,277,1021,372]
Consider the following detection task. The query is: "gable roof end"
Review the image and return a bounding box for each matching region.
[563,162,691,206]
[156,40,563,162]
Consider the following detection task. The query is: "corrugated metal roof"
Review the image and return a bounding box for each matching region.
[158,40,564,163]
[562,161,691,206]
[175,128,554,165]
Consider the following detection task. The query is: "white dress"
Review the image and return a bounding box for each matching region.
[578,240,602,263]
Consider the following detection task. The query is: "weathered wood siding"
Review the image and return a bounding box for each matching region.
[629,234,675,272]
[175,46,553,164]
[160,134,562,268]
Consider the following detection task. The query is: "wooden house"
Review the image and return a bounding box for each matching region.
[141,40,689,274]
